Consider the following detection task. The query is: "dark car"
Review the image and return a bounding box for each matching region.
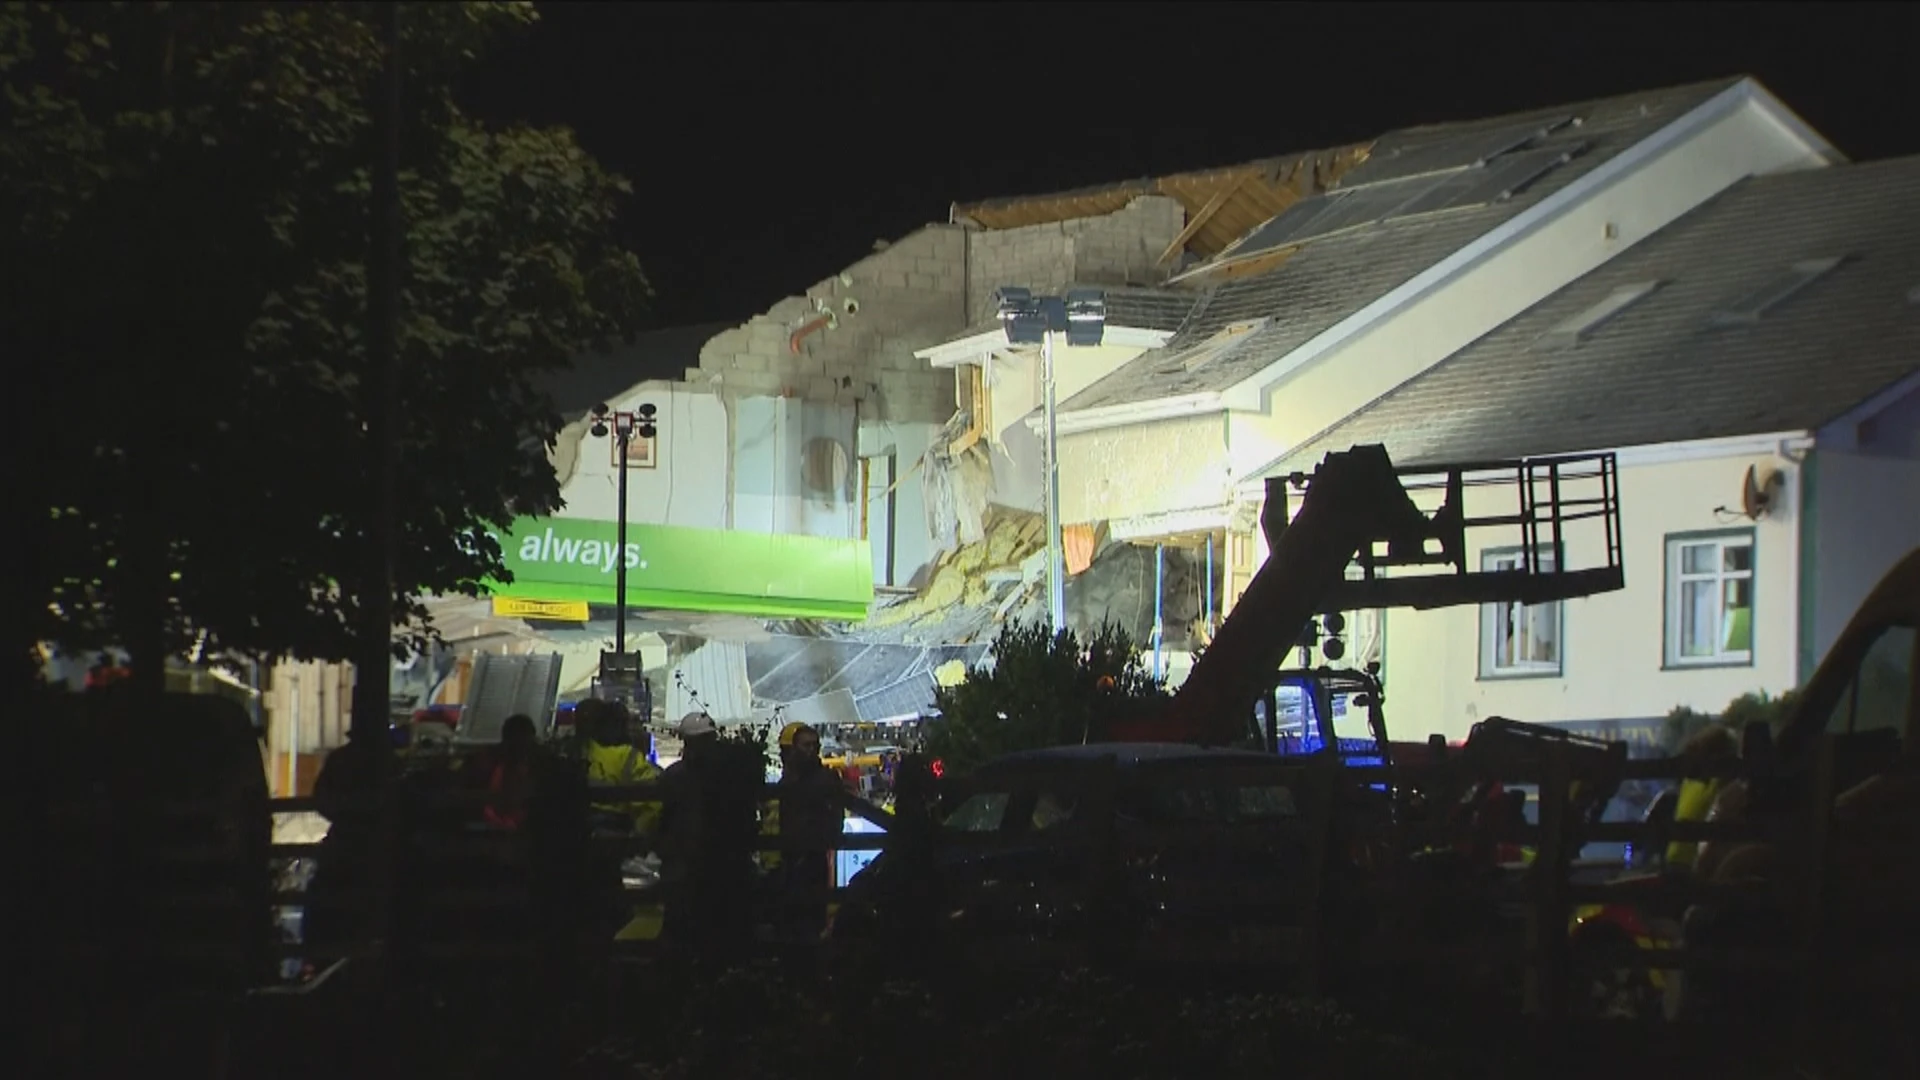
[833,743,1321,972]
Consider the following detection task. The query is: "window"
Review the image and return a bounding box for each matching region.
[1825,624,1916,738]
[1709,257,1845,327]
[1665,533,1754,667]
[1537,281,1663,350]
[1028,791,1081,832]
[1480,548,1563,678]
[941,791,1009,833]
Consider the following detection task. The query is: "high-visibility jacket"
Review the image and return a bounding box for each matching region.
[586,740,662,837]
[1664,778,1720,869]
[758,797,782,871]
[483,761,533,830]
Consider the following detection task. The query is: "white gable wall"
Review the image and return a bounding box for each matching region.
[1808,384,1920,677]
[1376,448,1805,745]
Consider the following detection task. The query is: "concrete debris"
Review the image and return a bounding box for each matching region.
[922,413,995,551]
[866,506,1049,639]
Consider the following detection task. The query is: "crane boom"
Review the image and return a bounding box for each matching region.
[1109,444,1626,746]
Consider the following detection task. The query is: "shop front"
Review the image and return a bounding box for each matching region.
[487,516,875,621]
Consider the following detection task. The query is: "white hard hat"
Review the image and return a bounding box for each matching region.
[678,711,717,739]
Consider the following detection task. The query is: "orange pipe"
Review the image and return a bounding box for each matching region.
[789,315,832,355]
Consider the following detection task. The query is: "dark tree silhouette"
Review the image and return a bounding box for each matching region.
[2,2,647,688]
[925,621,1167,775]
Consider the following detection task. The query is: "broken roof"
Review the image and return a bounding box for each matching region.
[1059,77,1750,414]
[951,147,1369,261]
[1257,154,1920,477]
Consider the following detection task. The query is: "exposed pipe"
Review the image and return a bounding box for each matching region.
[1152,543,1166,680]
[1205,534,1216,641]
[885,450,899,587]
[789,314,833,355]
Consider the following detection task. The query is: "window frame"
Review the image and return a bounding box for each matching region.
[1477,545,1566,680]
[1662,529,1757,670]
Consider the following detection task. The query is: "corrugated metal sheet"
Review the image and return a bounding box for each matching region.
[1060,78,1740,413]
[462,653,565,742]
[1265,155,1920,473]
[855,674,941,723]
[668,642,753,722]
[753,689,862,729]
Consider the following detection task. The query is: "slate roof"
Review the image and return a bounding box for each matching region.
[1060,77,1747,413]
[538,322,732,416]
[1258,154,1920,476]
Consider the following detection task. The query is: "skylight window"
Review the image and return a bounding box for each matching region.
[1537,281,1663,350]
[1710,257,1847,327]
[1155,319,1267,375]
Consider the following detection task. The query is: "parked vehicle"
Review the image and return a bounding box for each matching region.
[832,743,1328,972]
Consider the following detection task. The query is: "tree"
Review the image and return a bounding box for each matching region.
[923,620,1167,775]
[1662,688,1803,753]
[2,2,647,687]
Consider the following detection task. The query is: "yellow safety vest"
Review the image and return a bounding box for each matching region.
[1664,778,1720,870]
[759,797,782,871]
[587,741,662,836]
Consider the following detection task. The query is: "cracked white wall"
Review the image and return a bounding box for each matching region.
[553,382,730,529]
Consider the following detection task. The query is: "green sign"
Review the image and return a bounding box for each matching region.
[486,517,874,622]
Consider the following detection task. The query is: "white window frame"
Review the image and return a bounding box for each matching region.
[1664,531,1756,668]
[1479,546,1564,679]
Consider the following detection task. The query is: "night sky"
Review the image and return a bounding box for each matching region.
[460,1,1918,328]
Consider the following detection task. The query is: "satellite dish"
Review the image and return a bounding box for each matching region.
[1740,462,1784,520]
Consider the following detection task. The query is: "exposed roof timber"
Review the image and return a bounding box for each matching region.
[950,146,1372,259]
[1157,175,1248,266]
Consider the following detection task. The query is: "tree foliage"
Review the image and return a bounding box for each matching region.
[924,620,1167,775]
[1663,688,1803,753]
[2,1,647,674]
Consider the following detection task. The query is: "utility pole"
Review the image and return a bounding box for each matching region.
[995,287,1107,634]
[350,2,403,743]
[1040,328,1066,630]
[590,402,658,709]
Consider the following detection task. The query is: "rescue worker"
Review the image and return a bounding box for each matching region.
[1665,724,1739,870]
[482,713,540,832]
[306,726,392,952]
[657,711,758,963]
[581,699,663,845]
[770,722,845,952]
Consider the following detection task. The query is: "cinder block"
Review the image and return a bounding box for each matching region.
[781,355,827,378]
[731,353,769,373]
[729,372,785,397]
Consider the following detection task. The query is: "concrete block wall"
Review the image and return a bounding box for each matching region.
[688,226,969,425]
[964,195,1186,324]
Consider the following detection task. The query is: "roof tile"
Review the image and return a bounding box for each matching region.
[1060,78,1744,413]
[1261,155,1920,476]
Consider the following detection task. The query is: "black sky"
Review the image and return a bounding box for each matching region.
[460,1,1919,328]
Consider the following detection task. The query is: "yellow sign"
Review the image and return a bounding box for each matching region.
[491,596,590,622]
